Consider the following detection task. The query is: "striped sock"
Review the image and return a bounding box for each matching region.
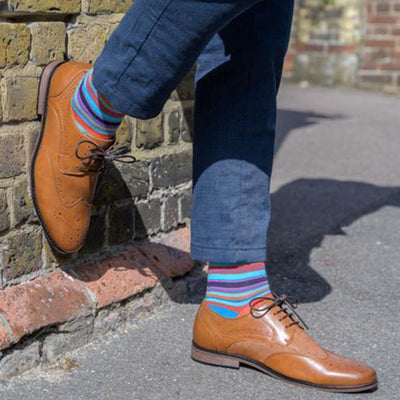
[205,261,271,319]
[71,68,124,141]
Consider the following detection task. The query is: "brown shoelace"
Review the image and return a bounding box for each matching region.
[75,139,136,173]
[249,292,308,330]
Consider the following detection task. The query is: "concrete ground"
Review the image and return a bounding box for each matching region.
[1,83,399,399]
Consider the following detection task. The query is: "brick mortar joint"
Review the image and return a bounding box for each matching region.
[0,314,15,343]
[60,270,99,310]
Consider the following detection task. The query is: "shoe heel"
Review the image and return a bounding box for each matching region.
[37,61,64,118]
[191,344,240,369]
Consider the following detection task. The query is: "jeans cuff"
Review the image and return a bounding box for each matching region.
[190,243,267,263]
[92,70,162,120]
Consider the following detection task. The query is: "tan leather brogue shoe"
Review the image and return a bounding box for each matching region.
[192,293,377,392]
[30,61,134,254]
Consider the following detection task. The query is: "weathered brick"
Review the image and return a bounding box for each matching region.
[179,188,192,222]
[367,15,397,24]
[30,22,66,66]
[162,195,179,232]
[2,73,40,122]
[140,228,194,278]
[84,0,133,14]
[364,39,396,48]
[164,109,181,144]
[9,179,36,226]
[181,104,194,143]
[92,308,122,336]
[22,122,40,167]
[0,269,94,343]
[71,248,159,309]
[6,0,81,13]
[95,161,149,205]
[81,211,106,253]
[68,15,123,63]
[175,67,196,101]
[119,162,150,199]
[136,114,164,149]
[151,150,192,188]
[0,322,12,351]
[108,202,135,245]
[0,229,42,281]
[41,236,61,269]
[0,132,25,179]
[0,189,10,233]
[135,199,161,237]
[115,116,133,147]
[0,23,30,68]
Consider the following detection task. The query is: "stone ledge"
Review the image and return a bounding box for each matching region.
[71,247,160,310]
[0,227,194,351]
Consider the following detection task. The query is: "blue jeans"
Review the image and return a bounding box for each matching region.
[93,0,294,263]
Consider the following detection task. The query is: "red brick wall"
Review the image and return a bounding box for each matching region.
[359,0,400,90]
[286,0,400,92]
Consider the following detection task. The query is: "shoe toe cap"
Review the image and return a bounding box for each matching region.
[265,351,377,389]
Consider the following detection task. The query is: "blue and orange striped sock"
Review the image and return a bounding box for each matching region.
[72,68,124,141]
[205,261,271,319]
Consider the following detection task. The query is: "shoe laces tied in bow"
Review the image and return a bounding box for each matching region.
[75,139,136,173]
[249,292,308,330]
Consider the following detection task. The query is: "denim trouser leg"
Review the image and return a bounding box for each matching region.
[93,0,264,118]
[191,0,294,263]
[93,0,294,263]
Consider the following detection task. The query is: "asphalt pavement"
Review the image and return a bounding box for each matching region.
[1,83,399,400]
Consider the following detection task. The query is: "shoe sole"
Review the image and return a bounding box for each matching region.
[30,61,80,256]
[191,342,378,393]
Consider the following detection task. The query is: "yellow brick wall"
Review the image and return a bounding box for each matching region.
[0,0,194,287]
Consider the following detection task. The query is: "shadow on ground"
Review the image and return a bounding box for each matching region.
[267,178,400,302]
[179,108,400,305]
[275,108,345,155]
[47,107,400,308]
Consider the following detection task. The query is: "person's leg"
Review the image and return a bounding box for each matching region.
[31,0,264,254]
[191,0,293,263]
[190,1,377,392]
[195,0,292,318]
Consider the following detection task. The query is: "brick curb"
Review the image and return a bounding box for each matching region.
[0,228,194,351]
